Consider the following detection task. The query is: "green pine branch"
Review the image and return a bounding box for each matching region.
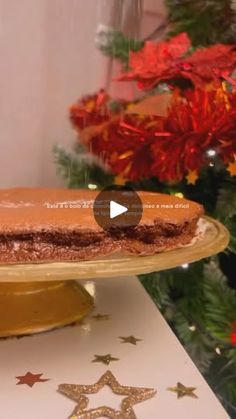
[216,179,236,254]
[165,0,236,46]
[96,28,144,66]
[204,259,236,341]
[53,145,113,189]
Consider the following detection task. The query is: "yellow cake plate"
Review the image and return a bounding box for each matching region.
[0,216,229,337]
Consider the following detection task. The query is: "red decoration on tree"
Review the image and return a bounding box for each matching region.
[70,85,236,183]
[118,33,236,90]
[90,114,164,181]
[230,322,236,345]
[150,87,236,182]
[186,44,236,86]
[70,90,128,131]
[70,90,111,130]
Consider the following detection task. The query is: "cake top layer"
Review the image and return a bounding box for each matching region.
[0,188,203,234]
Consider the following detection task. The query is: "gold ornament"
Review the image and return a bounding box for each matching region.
[114,175,127,186]
[186,170,198,185]
[174,192,184,199]
[92,313,110,321]
[119,336,142,345]
[16,371,49,387]
[58,370,156,419]
[227,159,236,177]
[92,354,119,365]
[167,382,198,399]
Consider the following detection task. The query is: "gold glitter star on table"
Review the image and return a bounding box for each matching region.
[119,336,142,345]
[16,372,49,388]
[92,313,110,321]
[167,382,198,399]
[58,370,156,419]
[92,354,119,365]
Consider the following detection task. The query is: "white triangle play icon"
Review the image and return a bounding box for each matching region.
[110,200,128,219]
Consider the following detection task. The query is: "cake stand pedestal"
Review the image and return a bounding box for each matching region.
[0,281,93,337]
[0,216,229,337]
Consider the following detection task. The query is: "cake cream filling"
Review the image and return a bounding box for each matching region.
[179,217,208,247]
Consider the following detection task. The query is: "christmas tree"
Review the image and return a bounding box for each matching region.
[54,1,236,416]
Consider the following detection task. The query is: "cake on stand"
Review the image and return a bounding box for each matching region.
[0,216,229,337]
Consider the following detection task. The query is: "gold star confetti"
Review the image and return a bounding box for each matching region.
[92,313,110,321]
[119,336,142,345]
[92,354,119,365]
[227,159,236,177]
[16,372,49,388]
[186,170,198,185]
[167,382,198,399]
[114,175,127,185]
[58,370,156,419]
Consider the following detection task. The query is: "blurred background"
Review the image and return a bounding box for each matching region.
[0,0,165,187]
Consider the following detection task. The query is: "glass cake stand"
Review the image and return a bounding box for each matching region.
[0,216,229,337]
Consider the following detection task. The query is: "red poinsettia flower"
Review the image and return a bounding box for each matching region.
[118,33,236,90]
[118,32,191,89]
[185,44,236,86]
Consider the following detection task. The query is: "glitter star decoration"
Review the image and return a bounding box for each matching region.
[227,159,236,176]
[119,336,142,345]
[16,372,49,388]
[167,382,198,399]
[58,370,156,419]
[92,354,119,365]
[186,170,199,185]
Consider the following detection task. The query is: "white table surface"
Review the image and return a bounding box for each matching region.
[0,276,229,419]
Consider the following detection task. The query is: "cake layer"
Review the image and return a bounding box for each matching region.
[0,188,203,263]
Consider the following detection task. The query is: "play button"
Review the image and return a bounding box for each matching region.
[110,201,128,219]
[93,185,143,231]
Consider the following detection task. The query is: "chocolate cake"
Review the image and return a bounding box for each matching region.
[0,188,203,264]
